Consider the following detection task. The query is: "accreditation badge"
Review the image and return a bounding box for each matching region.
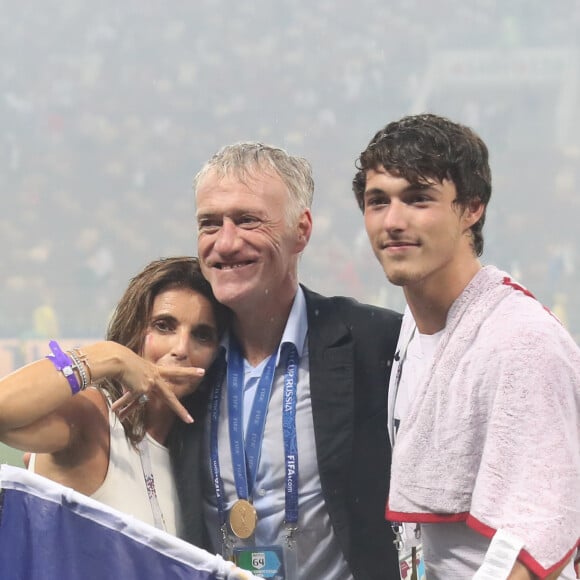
[398,545,426,580]
[233,545,285,579]
[393,523,426,580]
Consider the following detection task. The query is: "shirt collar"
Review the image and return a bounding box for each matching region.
[221,286,308,366]
[278,285,308,361]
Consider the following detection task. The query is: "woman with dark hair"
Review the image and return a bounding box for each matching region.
[0,256,228,535]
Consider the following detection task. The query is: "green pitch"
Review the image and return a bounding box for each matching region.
[0,443,25,467]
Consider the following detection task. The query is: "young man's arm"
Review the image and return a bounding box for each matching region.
[473,527,575,580]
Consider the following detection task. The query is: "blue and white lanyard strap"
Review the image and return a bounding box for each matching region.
[137,438,167,532]
[228,336,278,502]
[209,340,300,543]
[281,343,299,547]
[209,355,228,531]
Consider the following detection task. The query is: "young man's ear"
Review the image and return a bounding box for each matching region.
[463,200,485,230]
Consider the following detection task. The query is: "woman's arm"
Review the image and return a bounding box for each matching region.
[0,340,205,451]
[5,386,111,496]
[2,386,109,453]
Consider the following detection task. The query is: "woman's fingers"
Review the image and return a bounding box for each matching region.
[111,391,136,413]
[155,387,194,424]
[112,361,205,423]
[159,366,206,399]
[111,379,198,424]
[111,390,144,419]
[151,367,203,422]
[159,366,205,385]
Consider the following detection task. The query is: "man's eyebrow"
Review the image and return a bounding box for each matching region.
[363,186,386,197]
[196,211,219,221]
[363,182,432,196]
[197,209,263,221]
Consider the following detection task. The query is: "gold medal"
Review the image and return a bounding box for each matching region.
[229,499,257,539]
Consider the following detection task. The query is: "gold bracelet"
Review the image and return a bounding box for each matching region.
[67,350,88,391]
[72,348,93,385]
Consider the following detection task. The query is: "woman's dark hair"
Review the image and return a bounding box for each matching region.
[101,256,228,443]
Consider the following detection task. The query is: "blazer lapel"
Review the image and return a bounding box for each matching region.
[304,287,355,539]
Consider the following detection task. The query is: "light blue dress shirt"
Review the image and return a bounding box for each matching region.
[202,287,353,579]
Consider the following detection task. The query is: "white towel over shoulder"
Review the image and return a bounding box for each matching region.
[387,266,580,576]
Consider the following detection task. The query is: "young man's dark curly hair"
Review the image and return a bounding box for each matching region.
[352,113,492,256]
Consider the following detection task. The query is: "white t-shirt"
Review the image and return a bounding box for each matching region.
[393,329,443,434]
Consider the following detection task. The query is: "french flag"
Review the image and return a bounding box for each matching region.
[0,465,257,580]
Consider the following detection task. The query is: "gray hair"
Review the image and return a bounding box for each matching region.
[194,142,314,224]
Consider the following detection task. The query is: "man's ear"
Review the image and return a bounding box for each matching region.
[462,200,485,230]
[295,209,313,252]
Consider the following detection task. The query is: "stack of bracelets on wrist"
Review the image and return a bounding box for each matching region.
[45,340,92,395]
[70,348,93,385]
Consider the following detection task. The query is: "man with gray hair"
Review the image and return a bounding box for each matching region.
[172,142,401,579]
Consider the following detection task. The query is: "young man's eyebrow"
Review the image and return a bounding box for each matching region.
[363,182,432,196]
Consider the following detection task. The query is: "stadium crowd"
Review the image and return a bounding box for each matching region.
[1,0,579,341]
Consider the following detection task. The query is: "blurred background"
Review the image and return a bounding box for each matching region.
[0,1,579,458]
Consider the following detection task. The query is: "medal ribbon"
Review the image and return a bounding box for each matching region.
[228,335,278,500]
[282,342,299,526]
[209,338,300,532]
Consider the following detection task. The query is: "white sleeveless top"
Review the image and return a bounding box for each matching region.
[29,404,182,536]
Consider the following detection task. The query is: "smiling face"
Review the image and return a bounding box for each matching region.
[196,169,311,316]
[141,286,220,375]
[363,167,483,292]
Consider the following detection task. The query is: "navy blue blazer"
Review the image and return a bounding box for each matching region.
[170,287,401,580]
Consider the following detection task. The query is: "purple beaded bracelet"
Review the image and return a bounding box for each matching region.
[46,340,81,395]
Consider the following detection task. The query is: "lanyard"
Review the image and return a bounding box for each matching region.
[282,343,299,527]
[209,354,228,527]
[137,438,167,531]
[388,325,417,447]
[209,339,300,532]
[228,337,278,500]
[388,325,418,556]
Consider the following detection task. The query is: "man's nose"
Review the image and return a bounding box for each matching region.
[383,200,407,232]
[214,219,240,253]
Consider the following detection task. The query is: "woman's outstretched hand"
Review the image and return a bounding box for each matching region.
[107,343,206,424]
